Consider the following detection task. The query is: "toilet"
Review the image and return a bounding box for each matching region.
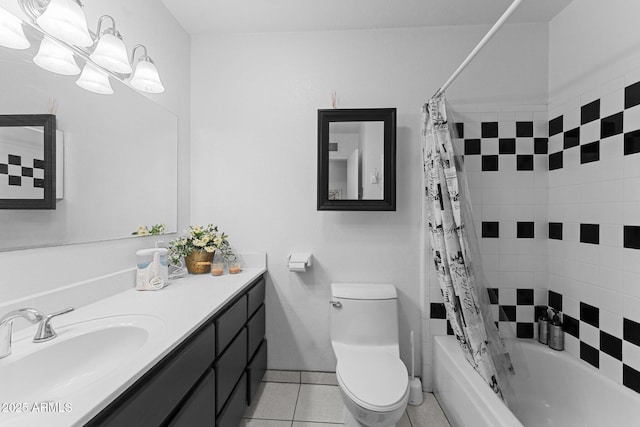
[330,283,410,427]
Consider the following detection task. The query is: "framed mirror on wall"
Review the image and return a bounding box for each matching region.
[0,114,56,209]
[0,10,178,251]
[317,108,396,211]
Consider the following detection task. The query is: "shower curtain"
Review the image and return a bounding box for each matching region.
[423,96,513,401]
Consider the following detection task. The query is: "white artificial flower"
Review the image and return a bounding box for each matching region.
[204,246,215,253]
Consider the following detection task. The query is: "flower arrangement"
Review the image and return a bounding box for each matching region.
[168,224,233,266]
[132,223,165,236]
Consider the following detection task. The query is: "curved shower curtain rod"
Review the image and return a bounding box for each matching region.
[432,0,525,99]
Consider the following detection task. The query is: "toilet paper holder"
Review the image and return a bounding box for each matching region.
[287,252,312,272]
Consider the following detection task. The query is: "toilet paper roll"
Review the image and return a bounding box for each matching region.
[288,262,306,272]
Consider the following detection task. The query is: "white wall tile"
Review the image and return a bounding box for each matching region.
[600,288,624,318]
[581,323,600,348]
[600,201,623,225]
[624,105,640,133]
[498,121,516,138]
[482,138,499,155]
[465,121,481,138]
[515,111,534,121]
[564,222,580,242]
[500,255,518,272]
[601,75,625,97]
[499,156,516,172]
[499,111,516,122]
[563,97,581,130]
[599,180,624,204]
[549,134,563,153]
[501,222,517,239]
[623,152,640,178]
[580,86,601,106]
[623,202,640,225]
[623,341,640,371]
[623,271,640,299]
[600,88,625,118]
[599,353,623,385]
[565,334,580,359]
[624,177,640,202]
[600,135,624,160]
[600,309,623,337]
[516,138,535,155]
[580,120,600,145]
[598,266,624,293]
[600,246,624,270]
[624,248,640,274]
[481,112,499,122]
[579,203,602,224]
[600,224,623,247]
[580,262,600,286]
[624,295,640,324]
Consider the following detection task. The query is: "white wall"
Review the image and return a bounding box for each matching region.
[0,0,190,301]
[190,23,549,372]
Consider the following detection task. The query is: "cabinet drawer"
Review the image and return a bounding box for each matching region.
[217,372,247,427]
[88,322,215,427]
[215,327,247,414]
[168,368,216,427]
[247,339,267,406]
[247,304,265,359]
[216,295,247,354]
[247,277,265,317]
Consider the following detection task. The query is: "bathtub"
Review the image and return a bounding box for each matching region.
[433,335,640,427]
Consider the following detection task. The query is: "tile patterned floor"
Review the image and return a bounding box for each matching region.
[241,370,451,427]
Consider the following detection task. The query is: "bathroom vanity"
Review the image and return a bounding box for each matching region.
[0,264,266,427]
[86,274,266,427]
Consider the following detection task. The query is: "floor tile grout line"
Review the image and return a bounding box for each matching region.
[291,381,302,422]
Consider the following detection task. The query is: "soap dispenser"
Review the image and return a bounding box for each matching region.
[537,306,549,345]
[548,309,564,351]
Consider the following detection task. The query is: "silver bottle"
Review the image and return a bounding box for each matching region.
[548,310,564,351]
[538,308,549,345]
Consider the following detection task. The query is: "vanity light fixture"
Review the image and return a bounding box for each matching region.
[15,0,165,94]
[76,62,113,94]
[130,44,164,94]
[89,15,132,75]
[0,6,30,49]
[33,36,80,75]
[24,0,92,47]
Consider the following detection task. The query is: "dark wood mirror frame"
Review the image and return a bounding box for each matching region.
[0,114,56,209]
[317,108,396,211]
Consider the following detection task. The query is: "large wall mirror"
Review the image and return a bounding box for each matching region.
[317,108,396,211]
[0,12,178,251]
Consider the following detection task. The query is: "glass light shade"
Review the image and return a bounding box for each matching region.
[0,7,30,49]
[76,63,113,95]
[36,0,92,47]
[130,59,164,93]
[33,37,80,75]
[90,32,132,74]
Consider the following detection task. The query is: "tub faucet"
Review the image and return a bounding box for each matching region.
[0,308,44,359]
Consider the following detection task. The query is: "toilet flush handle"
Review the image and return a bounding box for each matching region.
[329,300,342,308]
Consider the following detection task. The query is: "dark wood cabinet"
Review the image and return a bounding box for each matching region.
[86,274,266,427]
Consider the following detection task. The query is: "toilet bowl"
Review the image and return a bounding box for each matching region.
[330,283,410,427]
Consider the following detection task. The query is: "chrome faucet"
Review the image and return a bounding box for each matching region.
[0,308,43,359]
[33,307,74,343]
[0,307,74,358]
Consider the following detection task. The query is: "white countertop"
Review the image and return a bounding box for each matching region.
[0,267,266,427]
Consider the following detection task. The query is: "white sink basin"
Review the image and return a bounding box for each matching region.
[0,314,165,420]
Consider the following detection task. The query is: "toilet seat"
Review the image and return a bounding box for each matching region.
[336,347,409,412]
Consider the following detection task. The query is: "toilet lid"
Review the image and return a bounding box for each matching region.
[336,348,408,412]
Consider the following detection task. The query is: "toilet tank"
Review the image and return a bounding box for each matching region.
[330,283,399,348]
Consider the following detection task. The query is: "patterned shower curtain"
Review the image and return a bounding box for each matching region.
[423,96,512,401]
